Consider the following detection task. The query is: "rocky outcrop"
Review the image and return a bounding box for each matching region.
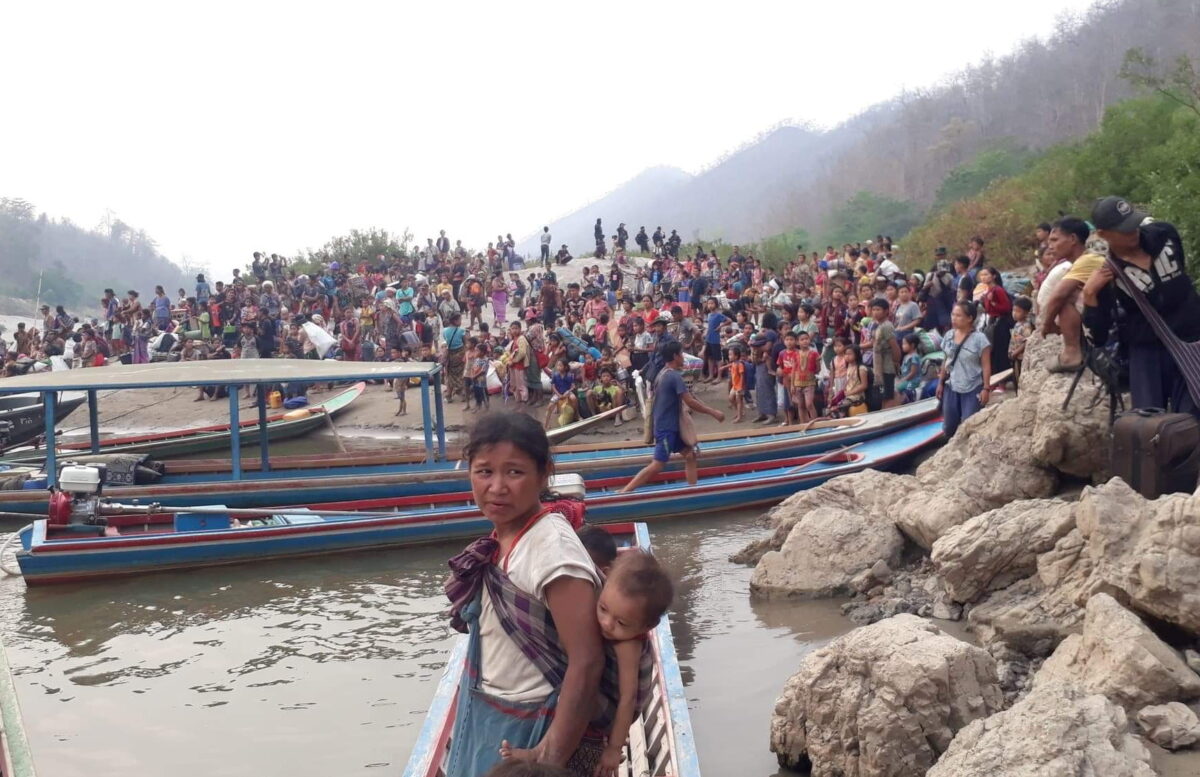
[896,396,1060,549]
[1076,478,1200,634]
[1137,702,1200,750]
[770,614,1002,777]
[840,558,963,625]
[733,469,909,566]
[926,682,1155,777]
[1011,332,1113,479]
[932,498,1077,603]
[966,527,1097,655]
[751,503,906,598]
[1033,593,1200,711]
[741,334,1107,580]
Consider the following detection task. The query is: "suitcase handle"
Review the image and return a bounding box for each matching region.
[1133,407,1167,418]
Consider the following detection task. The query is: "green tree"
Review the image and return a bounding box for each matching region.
[819,192,922,249]
[677,227,811,273]
[296,227,413,268]
[932,141,1035,212]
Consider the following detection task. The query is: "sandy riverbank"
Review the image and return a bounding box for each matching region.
[65,375,758,447]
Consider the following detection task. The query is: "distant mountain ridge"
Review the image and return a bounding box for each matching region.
[521,0,1200,257]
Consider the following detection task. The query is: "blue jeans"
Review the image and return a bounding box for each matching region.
[1130,342,1199,416]
[942,386,982,437]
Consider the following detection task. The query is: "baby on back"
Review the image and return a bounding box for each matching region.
[502,525,675,775]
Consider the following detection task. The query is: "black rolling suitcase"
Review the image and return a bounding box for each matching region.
[1110,408,1200,499]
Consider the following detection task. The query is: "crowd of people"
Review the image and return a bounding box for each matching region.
[4,196,1193,439]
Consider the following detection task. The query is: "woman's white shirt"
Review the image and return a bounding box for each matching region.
[478,513,600,702]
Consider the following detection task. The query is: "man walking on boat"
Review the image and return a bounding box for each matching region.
[619,342,725,493]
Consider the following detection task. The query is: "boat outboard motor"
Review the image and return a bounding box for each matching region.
[47,463,109,527]
[0,420,11,450]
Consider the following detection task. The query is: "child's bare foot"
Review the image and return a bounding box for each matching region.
[498,741,537,763]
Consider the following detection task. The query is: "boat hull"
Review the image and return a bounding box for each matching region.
[14,420,942,584]
[2,383,365,463]
[0,396,86,448]
[0,400,938,515]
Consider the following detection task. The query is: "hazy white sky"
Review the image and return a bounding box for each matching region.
[2,0,1098,277]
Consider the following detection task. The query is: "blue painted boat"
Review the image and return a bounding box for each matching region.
[402,522,700,777]
[0,399,939,516]
[1,383,366,463]
[10,420,942,585]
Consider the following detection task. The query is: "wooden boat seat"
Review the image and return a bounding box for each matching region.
[624,654,675,776]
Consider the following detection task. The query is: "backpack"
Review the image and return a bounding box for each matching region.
[913,328,941,358]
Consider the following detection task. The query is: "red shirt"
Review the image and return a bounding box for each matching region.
[982,285,1013,317]
[777,349,800,378]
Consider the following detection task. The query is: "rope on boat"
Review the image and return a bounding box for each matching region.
[0,528,29,576]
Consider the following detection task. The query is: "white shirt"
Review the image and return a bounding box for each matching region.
[479,513,600,702]
[1036,260,1072,315]
[540,231,553,246]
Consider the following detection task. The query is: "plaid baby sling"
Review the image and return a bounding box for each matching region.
[445,528,653,734]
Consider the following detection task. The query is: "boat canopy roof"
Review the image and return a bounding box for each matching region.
[0,360,442,394]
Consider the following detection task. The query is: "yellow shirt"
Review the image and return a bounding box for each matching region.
[1063,253,1105,285]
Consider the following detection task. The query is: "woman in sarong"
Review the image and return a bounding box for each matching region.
[444,414,612,776]
[491,273,509,326]
[443,312,468,402]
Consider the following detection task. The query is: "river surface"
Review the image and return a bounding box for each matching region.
[0,508,851,777]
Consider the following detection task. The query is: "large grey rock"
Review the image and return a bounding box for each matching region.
[967,527,1096,655]
[1137,702,1200,750]
[926,682,1155,777]
[894,394,1060,550]
[741,336,1110,567]
[751,504,906,598]
[736,469,908,565]
[1016,332,1113,480]
[932,498,1077,603]
[770,614,1002,777]
[1077,478,1200,634]
[1033,593,1200,712]
[893,333,1110,550]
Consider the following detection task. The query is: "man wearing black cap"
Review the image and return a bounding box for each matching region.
[1082,196,1200,414]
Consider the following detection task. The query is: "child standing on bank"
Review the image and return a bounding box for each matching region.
[896,335,922,403]
[468,342,491,411]
[1009,296,1035,389]
[793,331,820,423]
[393,346,411,416]
[775,331,800,425]
[723,346,747,423]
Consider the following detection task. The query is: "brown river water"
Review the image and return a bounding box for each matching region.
[0,507,850,777]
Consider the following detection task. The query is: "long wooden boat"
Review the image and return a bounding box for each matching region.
[0,636,35,776]
[2,383,365,463]
[0,399,938,515]
[0,395,86,449]
[10,420,941,584]
[403,522,699,777]
[545,404,628,445]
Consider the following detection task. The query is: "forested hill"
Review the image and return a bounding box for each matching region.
[0,198,191,314]
[521,0,1200,255]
